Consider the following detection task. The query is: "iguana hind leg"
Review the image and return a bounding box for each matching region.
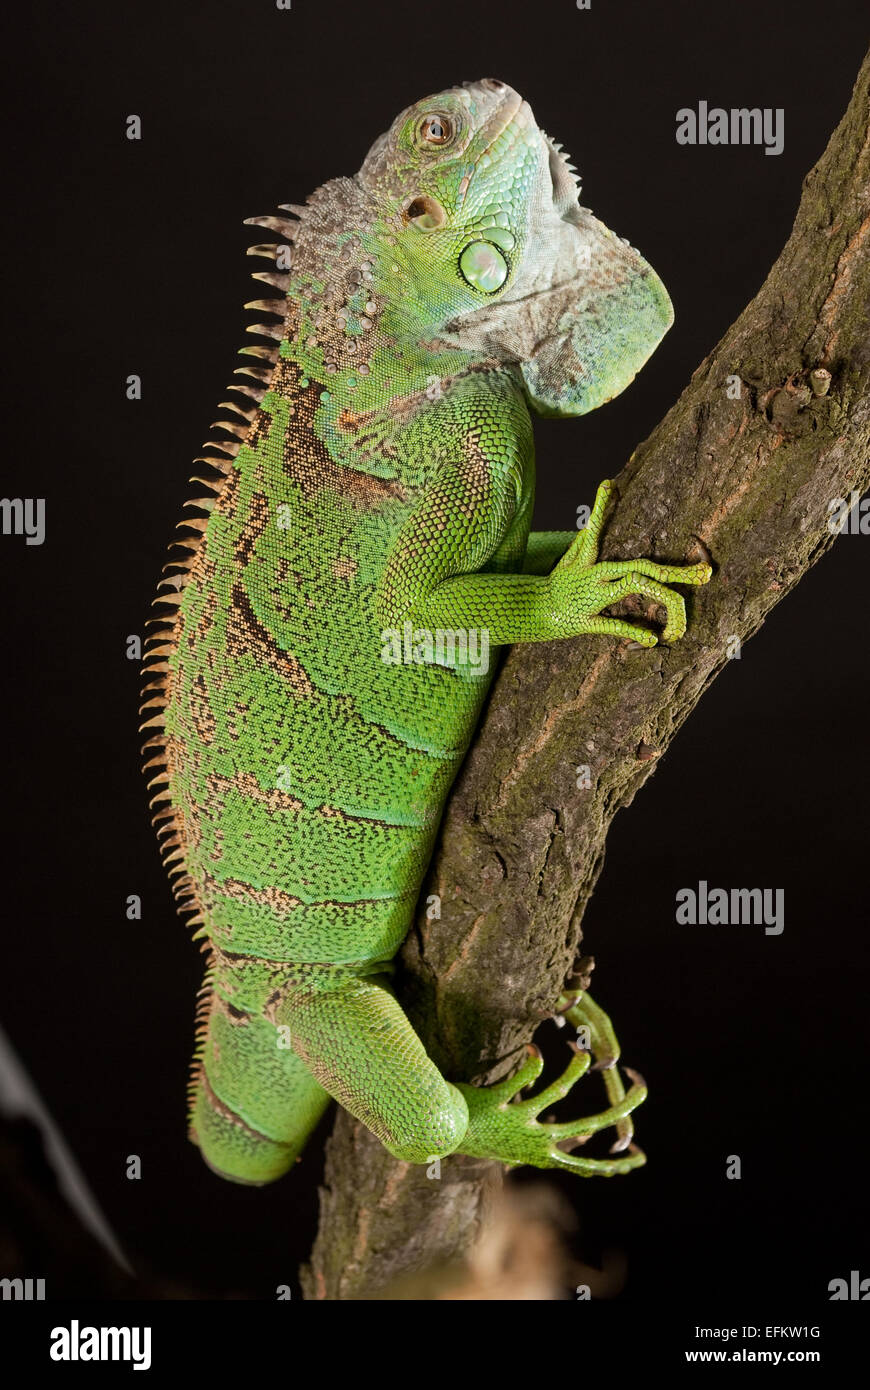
[276,975,470,1164]
[274,976,646,1178]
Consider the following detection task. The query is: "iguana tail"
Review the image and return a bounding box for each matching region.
[188,973,329,1185]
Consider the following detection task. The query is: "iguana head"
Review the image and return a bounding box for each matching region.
[359,79,673,416]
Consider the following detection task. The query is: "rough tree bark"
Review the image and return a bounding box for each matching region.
[301,49,870,1300]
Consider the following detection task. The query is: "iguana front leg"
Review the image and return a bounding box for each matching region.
[381,471,711,648]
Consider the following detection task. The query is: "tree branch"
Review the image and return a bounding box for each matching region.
[302,49,870,1300]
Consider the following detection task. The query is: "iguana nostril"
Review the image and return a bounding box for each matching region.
[404,196,446,230]
[482,78,507,92]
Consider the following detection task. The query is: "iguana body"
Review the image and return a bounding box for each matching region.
[142,80,710,1185]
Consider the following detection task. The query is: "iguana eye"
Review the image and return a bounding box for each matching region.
[419,113,453,146]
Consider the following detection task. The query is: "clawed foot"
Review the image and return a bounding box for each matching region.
[455,1040,647,1176]
[553,480,712,644]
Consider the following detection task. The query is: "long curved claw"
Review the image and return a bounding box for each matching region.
[551,1140,647,1177]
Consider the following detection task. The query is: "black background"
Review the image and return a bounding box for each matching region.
[1,0,867,1314]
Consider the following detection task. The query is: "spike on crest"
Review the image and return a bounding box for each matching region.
[246,322,283,342]
[244,298,287,317]
[208,418,249,439]
[227,381,266,401]
[244,214,299,238]
[251,271,291,292]
[218,400,257,423]
[233,364,272,384]
[239,344,279,363]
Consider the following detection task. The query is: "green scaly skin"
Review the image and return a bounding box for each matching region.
[142,79,711,1185]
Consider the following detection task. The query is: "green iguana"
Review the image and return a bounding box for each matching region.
[142,79,711,1185]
